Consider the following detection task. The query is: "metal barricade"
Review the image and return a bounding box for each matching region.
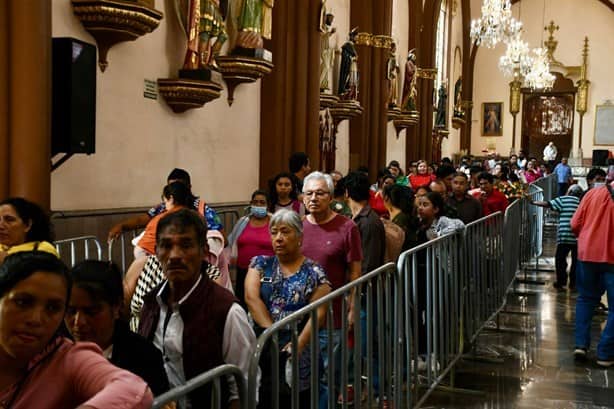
[54,236,103,267]
[218,209,241,233]
[107,229,141,273]
[246,263,399,409]
[534,173,556,202]
[462,212,505,346]
[396,231,465,407]
[152,364,246,409]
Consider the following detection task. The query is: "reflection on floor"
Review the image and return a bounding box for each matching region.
[422,227,613,409]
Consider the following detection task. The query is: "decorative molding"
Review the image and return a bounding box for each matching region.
[72,0,163,72]
[460,100,473,110]
[320,93,340,109]
[216,56,274,105]
[372,35,393,49]
[416,68,438,80]
[329,100,363,125]
[354,32,373,46]
[157,78,223,113]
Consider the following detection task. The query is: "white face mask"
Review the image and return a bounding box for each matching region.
[593,182,606,188]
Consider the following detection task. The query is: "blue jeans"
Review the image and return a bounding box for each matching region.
[318,329,341,409]
[575,261,614,359]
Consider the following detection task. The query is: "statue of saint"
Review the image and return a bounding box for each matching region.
[453,76,464,117]
[435,81,447,127]
[319,4,336,92]
[226,0,274,50]
[338,28,359,100]
[401,49,417,112]
[387,41,400,108]
[175,0,227,70]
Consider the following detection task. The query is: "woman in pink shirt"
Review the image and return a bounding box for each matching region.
[0,251,152,409]
[227,190,275,307]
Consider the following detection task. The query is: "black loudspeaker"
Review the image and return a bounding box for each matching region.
[592,149,609,166]
[52,37,96,155]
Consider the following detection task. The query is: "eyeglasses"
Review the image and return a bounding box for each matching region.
[303,190,329,198]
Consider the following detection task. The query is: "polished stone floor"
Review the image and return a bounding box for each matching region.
[422,228,614,409]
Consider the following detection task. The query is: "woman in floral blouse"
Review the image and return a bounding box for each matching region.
[245,209,331,408]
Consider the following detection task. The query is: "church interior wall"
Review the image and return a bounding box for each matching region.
[470,0,614,158]
[50,0,261,211]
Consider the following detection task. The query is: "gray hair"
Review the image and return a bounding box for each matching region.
[269,209,303,236]
[303,171,334,194]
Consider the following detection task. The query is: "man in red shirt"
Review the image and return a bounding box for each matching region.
[472,172,508,216]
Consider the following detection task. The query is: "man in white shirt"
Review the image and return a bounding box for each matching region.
[543,141,558,166]
[139,209,256,409]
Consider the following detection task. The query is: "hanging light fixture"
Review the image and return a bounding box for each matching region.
[524,47,555,90]
[498,33,532,77]
[470,0,522,48]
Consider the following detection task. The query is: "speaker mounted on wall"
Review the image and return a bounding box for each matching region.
[52,37,96,157]
[592,149,609,167]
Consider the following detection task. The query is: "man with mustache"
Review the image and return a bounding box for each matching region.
[138,209,256,409]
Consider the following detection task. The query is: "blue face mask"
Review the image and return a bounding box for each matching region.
[251,206,268,218]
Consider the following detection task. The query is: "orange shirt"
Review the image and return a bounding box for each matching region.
[137,206,184,255]
[571,186,614,264]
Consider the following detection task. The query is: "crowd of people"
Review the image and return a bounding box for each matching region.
[0,151,612,408]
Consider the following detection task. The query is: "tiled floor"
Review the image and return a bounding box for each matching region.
[422,227,614,409]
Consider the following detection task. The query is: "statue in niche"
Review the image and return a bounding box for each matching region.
[226,0,274,52]
[175,0,227,72]
[387,41,400,108]
[338,28,359,100]
[319,2,336,92]
[453,76,464,118]
[401,49,417,112]
[435,81,447,128]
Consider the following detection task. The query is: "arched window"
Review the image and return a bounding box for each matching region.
[434,0,448,111]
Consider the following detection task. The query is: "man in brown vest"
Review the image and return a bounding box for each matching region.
[139,209,256,409]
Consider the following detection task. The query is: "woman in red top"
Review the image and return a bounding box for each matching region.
[369,171,395,218]
[409,160,433,189]
[227,190,275,308]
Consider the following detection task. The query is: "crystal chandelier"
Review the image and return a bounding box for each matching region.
[498,34,532,77]
[523,48,555,90]
[471,0,522,48]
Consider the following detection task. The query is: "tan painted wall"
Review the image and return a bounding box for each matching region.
[470,0,614,157]
[51,0,261,211]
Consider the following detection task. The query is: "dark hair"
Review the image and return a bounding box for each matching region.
[156,209,208,249]
[163,181,195,208]
[333,176,346,198]
[343,171,371,202]
[587,167,606,182]
[388,160,400,168]
[0,251,71,302]
[453,172,468,180]
[508,172,520,183]
[415,185,432,195]
[167,168,191,185]
[477,172,494,184]
[441,157,452,165]
[70,260,123,307]
[424,191,445,217]
[251,189,269,202]
[383,184,414,214]
[0,198,54,243]
[268,172,297,211]
[435,165,456,180]
[356,165,370,175]
[289,152,309,173]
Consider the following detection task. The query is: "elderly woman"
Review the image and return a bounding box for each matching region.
[245,209,331,408]
[66,260,169,396]
[0,251,152,408]
[0,197,57,263]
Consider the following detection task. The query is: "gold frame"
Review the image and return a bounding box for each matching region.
[481,102,504,137]
[593,102,614,146]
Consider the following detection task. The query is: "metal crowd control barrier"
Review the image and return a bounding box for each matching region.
[152,364,246,409]
[54,236,103,267]
[246,263,398,409]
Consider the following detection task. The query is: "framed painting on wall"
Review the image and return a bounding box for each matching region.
[594,101,614,146]
[482,102,503,136]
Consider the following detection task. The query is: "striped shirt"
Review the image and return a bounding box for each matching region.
[549,196,580,244]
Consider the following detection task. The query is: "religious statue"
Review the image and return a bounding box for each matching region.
[175,0,227,71]
[435,81,447,127]
[387,41,400,108]
[226,0,274,51]
[401,49,417,112]
[319,2,336,92]
[453,76,464,118]
[338,28,359,100]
